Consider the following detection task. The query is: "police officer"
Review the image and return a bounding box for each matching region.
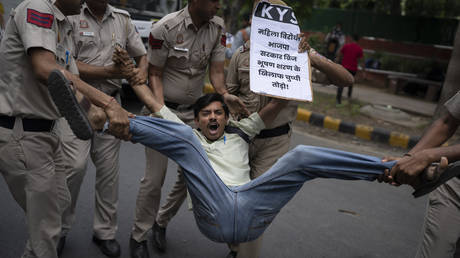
[0,0,130,257]
[57,0,147,256]
[224,1,354,256]
[129,0,247,257]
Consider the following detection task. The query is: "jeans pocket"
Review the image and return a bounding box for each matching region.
[247,212,278,241]
[193,205,224,242]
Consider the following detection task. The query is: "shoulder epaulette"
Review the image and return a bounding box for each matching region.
[112,7,130,17]
[210,16,224,29]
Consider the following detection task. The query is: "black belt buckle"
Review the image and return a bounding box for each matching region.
[256,123,290,139]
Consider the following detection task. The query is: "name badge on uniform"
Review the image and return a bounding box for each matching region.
[80,31,95,37]
[173,47,189,52]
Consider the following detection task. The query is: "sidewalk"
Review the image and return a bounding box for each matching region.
[312,83,437,117]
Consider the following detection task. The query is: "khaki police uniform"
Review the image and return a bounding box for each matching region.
[0,0,76,257]
[416,91,460,258]
[225,40,298,258]
[57,3,146,240]
[132,6,225,242]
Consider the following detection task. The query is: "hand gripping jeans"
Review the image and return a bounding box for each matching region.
[129,116,395,244]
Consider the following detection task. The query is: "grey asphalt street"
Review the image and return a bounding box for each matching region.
[0,120,426,258]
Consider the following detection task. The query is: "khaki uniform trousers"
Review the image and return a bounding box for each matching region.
[58,118,121,239]
[132,107,194,242]
[233,131,292,258]
[0,118,70,258]
[416,170,460,258]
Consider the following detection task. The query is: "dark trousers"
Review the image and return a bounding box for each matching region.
[336,69,357,104]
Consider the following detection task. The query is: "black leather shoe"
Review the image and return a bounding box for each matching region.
[57,236,66,257]
[92,236,121,257]
[226,251,238,258]
[130,237,149,258]
[152,222,166,252]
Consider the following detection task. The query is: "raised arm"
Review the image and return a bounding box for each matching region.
[210,60,250,117]
[257,98,289,126]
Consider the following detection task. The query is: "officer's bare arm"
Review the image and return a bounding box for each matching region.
[130,83,164,113]
[134,55,148,84]
[298,34,353,87]
[210,61,250,116]
[29,47,132,140]
[258,98,289,127]
[76,60,136,81]
[148,64,165,104]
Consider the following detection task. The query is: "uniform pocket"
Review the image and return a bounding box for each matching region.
[76,37,99,59]
[167,49,189,69]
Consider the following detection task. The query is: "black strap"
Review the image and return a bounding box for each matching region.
[224,126,250,144]
[256,123,290,139]
[0,116,55,132]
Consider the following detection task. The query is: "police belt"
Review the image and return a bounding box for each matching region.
[256,123,290,139]
[165,101,194,110]
[0,115,55,132]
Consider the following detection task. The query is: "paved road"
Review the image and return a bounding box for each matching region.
[0,124,427,258]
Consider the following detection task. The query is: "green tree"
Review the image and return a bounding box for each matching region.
[404,0,460,18]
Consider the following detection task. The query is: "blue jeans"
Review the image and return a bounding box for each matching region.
[130,116,395,244]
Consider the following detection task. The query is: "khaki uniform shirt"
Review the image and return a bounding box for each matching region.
[156,106,265,186]
[68,4,146,95]
[226,41,298,129]
[148,6,226,105]
[0,0,78,120]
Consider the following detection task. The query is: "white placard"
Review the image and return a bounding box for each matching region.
[250,1,312,102]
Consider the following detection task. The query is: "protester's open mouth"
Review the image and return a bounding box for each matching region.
[208,123,219,134]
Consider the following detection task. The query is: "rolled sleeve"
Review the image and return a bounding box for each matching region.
[445,91,460,120]
[16,2,57,55]
[230,113,265,138]
[147,24,169,68]
[126,18,147,58]
[154,105,185,125]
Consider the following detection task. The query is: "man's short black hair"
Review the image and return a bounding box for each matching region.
[193,93,230,118]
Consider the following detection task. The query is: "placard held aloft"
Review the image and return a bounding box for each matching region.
[250,1,312,102]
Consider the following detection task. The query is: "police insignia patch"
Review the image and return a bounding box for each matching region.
[80,20,89,28]
[176,33,184,44]
[220,34,226,47]
[149,33,163,49]
[27,9,54,29]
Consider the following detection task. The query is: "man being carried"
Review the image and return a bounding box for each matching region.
[49,69,455,256]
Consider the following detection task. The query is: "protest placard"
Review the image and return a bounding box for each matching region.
[250,1,312,102]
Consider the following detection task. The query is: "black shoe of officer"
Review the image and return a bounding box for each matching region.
[226,251,238,258]
[152,222,166,252]
[92,236,121,257]
[57,236,66,257]
[130,237,149,258]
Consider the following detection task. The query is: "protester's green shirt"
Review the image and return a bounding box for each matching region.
[156,106,265,186]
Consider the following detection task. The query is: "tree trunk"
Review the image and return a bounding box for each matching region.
[222,0,246,34]
[434,25,460,119]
